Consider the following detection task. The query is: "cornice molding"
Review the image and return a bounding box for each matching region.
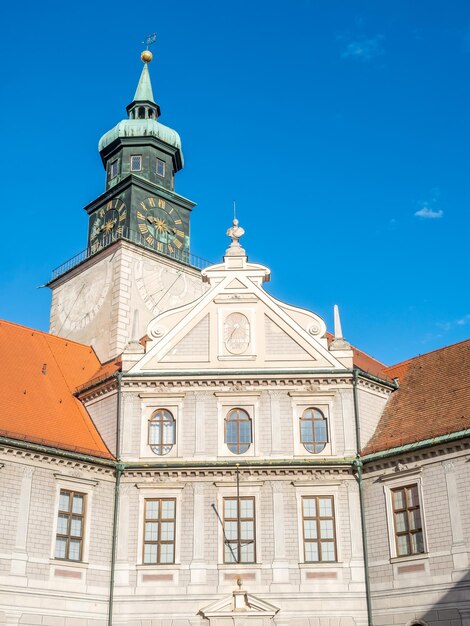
[0,446,115,476]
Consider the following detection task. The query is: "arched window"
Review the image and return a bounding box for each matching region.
[300,408,328,453]
[138,106,145,119]
[148,409,175,455]
[225,408,252,454]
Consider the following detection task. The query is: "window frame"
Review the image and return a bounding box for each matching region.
[293,482,342,566]
[224,407,252,455]
[130,154,142,172]
[216,395,259,458]
[382,473,428,561]
[391,484,425,558]
[140,398,183,459]
[222,495,256,564]
[142,497,177,565]
[110,159,118,179]
[156,158,166,177]
[301,494,337,563]
[54,489,87,562]
[136,484,184,568]
[148,408,176,456]
[290,397,334,457]
[299,407,329,454]
[51,475,97,564]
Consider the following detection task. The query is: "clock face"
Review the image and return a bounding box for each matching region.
[224,312,251,355]
[135,261,205,315]
[136,196,186,254]
[89,198,127,253]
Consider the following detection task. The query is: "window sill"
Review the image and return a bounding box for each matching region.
[136,563,181,570]
[390,552,428,564]
[50,558,89,570]
[299,562,342,568]
[218,563,262,569]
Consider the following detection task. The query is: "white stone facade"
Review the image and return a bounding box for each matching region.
[49,240,205,362]
[363,445,470,626]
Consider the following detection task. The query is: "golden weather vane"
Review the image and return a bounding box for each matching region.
[141,33,157,63]
[142,33,157,50]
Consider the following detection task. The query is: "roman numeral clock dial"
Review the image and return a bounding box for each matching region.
[136,197,186,254]
[89,198,127,253]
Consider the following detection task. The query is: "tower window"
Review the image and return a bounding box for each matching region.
[138,107,145,119]
[110,160,118,179]
[156,158,166,177]
[131,155,142,172]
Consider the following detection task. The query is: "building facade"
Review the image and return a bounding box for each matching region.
[0,51,468,626]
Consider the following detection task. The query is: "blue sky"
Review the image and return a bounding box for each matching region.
[1,0,469,365]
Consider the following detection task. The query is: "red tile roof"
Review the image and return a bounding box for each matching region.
[325,332,388,378]
[0,321,113,459]
[77,356,122,393]
[363,338,470,455]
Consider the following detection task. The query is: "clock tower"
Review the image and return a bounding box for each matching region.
[48,50,207,361]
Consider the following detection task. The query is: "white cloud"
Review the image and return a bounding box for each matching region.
[414,207,444,219]
[341,35,384,61]
[437,314,470,333]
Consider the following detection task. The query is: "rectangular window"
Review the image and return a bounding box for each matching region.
[156,158,166,177]
[130,154,142,172]
[223,496,256,563]
[55,489,86,561]
[143,498,176,564]
[391,485,424,557]
[110,159,118,179]
[302,495,337,562]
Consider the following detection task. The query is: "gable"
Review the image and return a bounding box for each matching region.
[265,315,312,361]
[129,260,348,374]
[161,314,209,363]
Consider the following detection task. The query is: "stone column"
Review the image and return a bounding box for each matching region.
[10,466,34,578]
[190,482,207,585]
[340,389,357,457]
[347,480,365,586]
[271,482,289,584]
[443,461,469,575]
[121,392,135,456]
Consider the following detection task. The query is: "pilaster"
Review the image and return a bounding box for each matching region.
[10,466,34,580]
[442,460,469,576]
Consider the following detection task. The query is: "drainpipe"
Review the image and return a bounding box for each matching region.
[108,371,123,626]
[352,368,373,626]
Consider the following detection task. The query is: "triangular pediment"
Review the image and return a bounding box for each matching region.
[200,590,279,618]
[128,255,351,374]
[226,278,246,290]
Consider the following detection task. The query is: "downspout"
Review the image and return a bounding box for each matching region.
[108,371,123,626]
[352,368,373,626]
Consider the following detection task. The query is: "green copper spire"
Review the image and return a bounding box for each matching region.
[126,51,161,119]
[133,61,155,103]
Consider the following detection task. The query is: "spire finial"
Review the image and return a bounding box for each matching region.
[334,304,343,340]
[225,217,246,257]
[141,32,156,63]
[330,304,351,351]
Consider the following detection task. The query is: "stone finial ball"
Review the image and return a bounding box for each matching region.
[141,50,153,63]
